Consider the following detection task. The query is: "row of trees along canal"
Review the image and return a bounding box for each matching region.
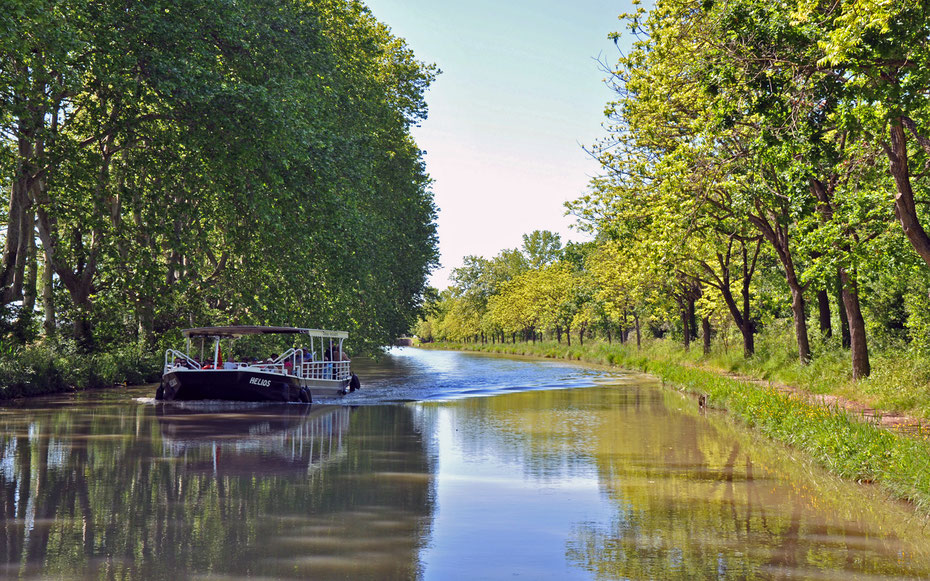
[418,1,930,380]
[0,0,438,355]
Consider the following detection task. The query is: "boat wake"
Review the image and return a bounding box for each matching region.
[332,348,631,405]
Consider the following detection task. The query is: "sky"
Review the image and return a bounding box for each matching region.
[362,0,635,289]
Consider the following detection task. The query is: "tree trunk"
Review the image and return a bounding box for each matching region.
[817,289,832,338]
[839,267,870,378]
[681,307,691,352]
[41,249,55,337]
[740,323,755,358]
[72,301,94,350]
[687,297,698,341]
[887,118,930,269]
[1,191,33,305]
[138,300,155,349]
[740,320,754,359]
[740,245,756,358]
[9,202,31,305]
[634,314,641,349]
[836,268,850,349]
[0,143,36,305]
[13,217,38,339]
[717,263,757,359]
[749,208,810,364]
[701,238,760,359]
[555,326,562,344]
[578,325,584,346]
[702,316,711,355]
[788,284,811,363]
[0,180,25,300]
[36,214,97,350]
[22,221,37,314]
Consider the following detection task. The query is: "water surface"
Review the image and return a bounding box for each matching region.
[0,348,927,579]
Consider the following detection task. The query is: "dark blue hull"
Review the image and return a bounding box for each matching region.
[157,369,312,403]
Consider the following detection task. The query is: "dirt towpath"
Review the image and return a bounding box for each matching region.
[712,368,929,438]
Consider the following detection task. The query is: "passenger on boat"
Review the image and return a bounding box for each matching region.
[334,346,350,379]
[323,348,334,379]
[298,348,314,378]
[324,346,347,360]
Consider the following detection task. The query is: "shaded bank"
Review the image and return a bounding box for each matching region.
[0,342,161,399]
[420,341,930,513]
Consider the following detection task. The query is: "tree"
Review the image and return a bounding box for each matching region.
[0,0,439,352]
[521,230,563,269]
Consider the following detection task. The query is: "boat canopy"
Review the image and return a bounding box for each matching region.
[182,326,349,339]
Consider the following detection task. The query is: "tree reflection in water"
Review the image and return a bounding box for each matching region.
[0,398,434,580]
[522,388,930,579]
[409,384,930,579]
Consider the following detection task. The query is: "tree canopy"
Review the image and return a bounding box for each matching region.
[0,0,438,353]
[419,0,930,382]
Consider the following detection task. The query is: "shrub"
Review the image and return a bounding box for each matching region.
[0,340,162,399]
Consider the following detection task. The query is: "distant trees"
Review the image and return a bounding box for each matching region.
[0,0,438,352]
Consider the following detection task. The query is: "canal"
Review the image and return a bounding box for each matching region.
[0,347,927,579]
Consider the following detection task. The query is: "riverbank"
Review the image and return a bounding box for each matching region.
[0,342,162,399]
[418,339,930,512]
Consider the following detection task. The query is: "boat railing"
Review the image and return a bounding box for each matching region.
[163,347,350,381]
[164,349,202,371]
[277,348,300,368]
[275,348,351,381]
[252,363,286,374]
[236,359,349,380]
[297,360,351,381]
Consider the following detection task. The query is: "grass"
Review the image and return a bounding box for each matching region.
[419,334,930,512]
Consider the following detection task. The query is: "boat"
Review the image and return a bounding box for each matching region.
[156,326,360,403]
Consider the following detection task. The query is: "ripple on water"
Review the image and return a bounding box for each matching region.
[339,350,630,404]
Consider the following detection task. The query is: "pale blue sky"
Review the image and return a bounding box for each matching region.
[363,0,635,289]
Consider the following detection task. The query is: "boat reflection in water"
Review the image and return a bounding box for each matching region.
[156,402,351,476]
[0,398,434,581]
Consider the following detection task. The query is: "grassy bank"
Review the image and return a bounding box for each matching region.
[0,341,162,399]
[419,338,930,512]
